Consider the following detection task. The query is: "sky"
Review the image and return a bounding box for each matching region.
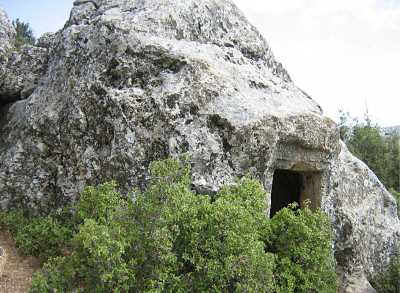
[0,0,399,126]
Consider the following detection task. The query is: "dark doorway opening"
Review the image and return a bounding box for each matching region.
[270,170,301,217]
[270,169,322,218]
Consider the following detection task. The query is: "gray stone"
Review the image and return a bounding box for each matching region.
[326,143,400,288]
[343,270,377,293]
[0,45,48,105]
[0,7,15,55]
[0,8,16,105]
[0,8,49,106]
[0,1,398,291]
[36,32,58,49]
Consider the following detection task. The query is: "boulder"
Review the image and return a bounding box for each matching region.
[0,1,398,290]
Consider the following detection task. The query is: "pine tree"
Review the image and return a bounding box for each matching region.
[12,18,36,48]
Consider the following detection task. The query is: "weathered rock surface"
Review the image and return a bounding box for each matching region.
[0,9,49,106]
[0,1,398,291]
[0,8,16,106]
[0,45,48,105]
[0,8,14,55]
[325,143,400,289]
[342,270,377,293]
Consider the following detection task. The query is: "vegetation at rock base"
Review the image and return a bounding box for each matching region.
[1,158,337,292]
[267,203,337,292]
[12,18,36,48]
[371,251,400,293]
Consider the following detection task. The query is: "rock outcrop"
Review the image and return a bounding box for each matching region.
[0,8,15,106]
[0,8,48,106]
[0,45,48,105]
[327,143,398,291]
[0,8,14,55]
[0,0,398,291]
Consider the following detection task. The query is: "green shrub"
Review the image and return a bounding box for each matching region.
[74,181,125,225]
[14,216,72,259]
[30,257,76,292]
[371,252,400,292]
[0,208,72,260]
[0,209,32,236]
[25,158,337,292]
[72,219,135,291]
[123,159,276,291]
[145,175,276,292]
[29,271,51,293]
[268,203,337,293]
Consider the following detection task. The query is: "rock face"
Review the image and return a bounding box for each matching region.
[0,45,48,105]
[0,8,14,54]
[343,270,377,293]
[0,8,15,105]
[327,143,399,290]
[0,9,48,106]
[0,0,398,290]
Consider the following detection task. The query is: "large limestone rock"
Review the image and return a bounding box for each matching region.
[0,8,14,54]
[0,9,48,106]
[0,8,15,105]
[0,45,48,105]
[0,0,398,290]
[327,143,399,290]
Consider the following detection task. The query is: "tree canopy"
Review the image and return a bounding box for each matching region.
[339,110,400,193]
[12,18,36,48]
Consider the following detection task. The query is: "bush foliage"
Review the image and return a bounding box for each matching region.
[267,203,337,293]
[1,158,337,292]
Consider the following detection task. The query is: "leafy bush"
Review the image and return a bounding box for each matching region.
[14,216,72,259]
[30,257,76,292]
[2,158,337,292]
[74,181,126,225]
[29,271,51,293]
[371,252,400,293]
[267,203,337,293]
[0,208,72,260]
[0,209,31,235]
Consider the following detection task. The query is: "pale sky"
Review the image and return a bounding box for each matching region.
[1,0,399,126]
